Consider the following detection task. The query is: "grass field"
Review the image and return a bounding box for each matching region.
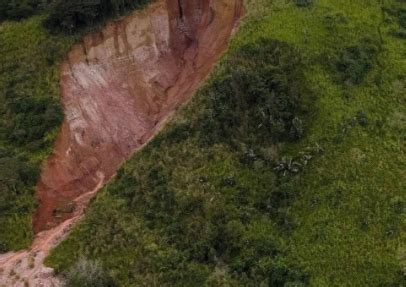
[46,0,405,286]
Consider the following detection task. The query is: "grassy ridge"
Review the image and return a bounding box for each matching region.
[0,17,74,251]
[47,0,405,286]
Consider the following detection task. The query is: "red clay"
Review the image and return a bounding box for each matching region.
[34,0,244,233]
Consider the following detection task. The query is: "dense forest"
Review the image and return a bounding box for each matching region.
[1,0,405,286]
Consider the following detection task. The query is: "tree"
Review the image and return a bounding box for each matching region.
[44,0,149,33]
[0,0,41,21]
[44,0,102,33]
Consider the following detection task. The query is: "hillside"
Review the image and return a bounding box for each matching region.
[48,0,405,286]
[1,0,406,286]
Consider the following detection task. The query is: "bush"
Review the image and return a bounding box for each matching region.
[0,0,41,21]
[391,29,406,39]
[63,258,116,287]
[0,152,38,211]
[266,261,309,287]
[198,38,309,145]
[294,0,313,8]
[334,42,378,85]
[44,0,149,33]
[5,96,63,147]
[44,0,102,33]
[397,8,406,29]
[323,11,348,31]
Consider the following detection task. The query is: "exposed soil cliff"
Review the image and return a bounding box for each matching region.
[0,0,243,285]
[34,0,243,232]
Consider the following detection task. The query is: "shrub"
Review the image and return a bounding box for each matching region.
[334,42,378,85]
[198,38,309,145]
[266,261,309,287]
[294,0,313,8]
[397,8,406,29]
[44,0,102,33]
[323,11,348,31]
[391,29,406,39]
[63,258,116,287]
[356,111,369,127]
[0,0,41,21]
[44,0,150,33]
[6,97,63,146]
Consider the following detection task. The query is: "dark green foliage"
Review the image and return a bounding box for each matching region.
[0,149,38,198]
[356,111,369,127]
[44,0,149,33]
[399,10,406,28]
[4,96,63,147]
[334,42,378,85]
[0,0,42,21]
[392,5,406,39]
[44,0,104,33]
[0,148,38,250]
[391,29,406,38]
[388,5,406,29]
[323,11,348,31]
[294,0,313,8]
[0,16,74,250]
[198,38,308,145]
[382,2,406,39]
[266,261,309,287]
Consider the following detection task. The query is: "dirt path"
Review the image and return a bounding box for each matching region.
[0,0,243,286]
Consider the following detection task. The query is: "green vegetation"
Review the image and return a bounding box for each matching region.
[64,258,117,287]
[294,0,313,8]
[0,0,149,25]
[0,0,42,21]
[47,0,406,286]
[196,38,309,145]
[45,0,150,33]
[334,41,378,85]
[0,16,74,251]
[0,1,151,251]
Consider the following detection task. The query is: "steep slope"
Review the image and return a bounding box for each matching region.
[0,0,243,285]
[47,0,405,286]
[34,0,243,232]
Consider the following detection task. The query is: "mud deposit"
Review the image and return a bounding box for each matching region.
[0,0,243,285]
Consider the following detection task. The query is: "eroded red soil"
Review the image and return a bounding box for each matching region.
[34,0,244,232]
